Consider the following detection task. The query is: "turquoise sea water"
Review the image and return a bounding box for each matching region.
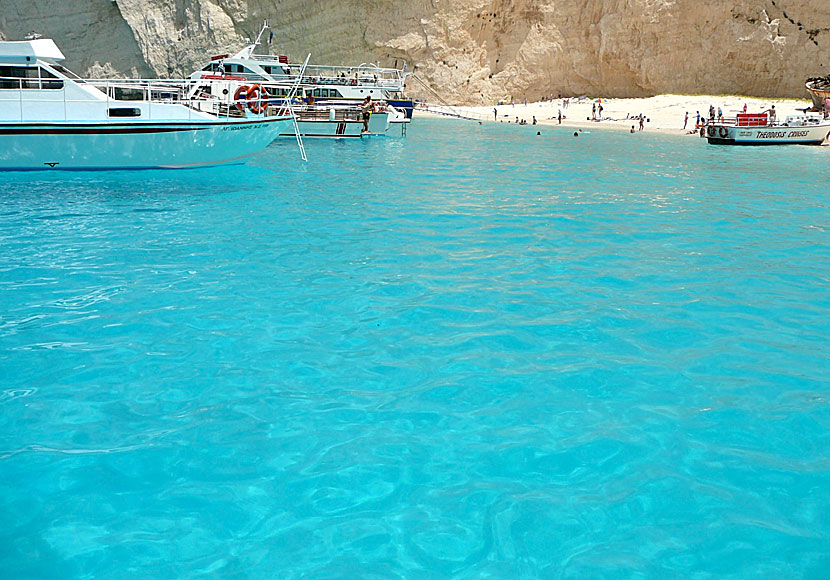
[1,119,829,579]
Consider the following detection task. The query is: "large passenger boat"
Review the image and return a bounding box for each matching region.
[0,38,296,170]
[192,24,414,120]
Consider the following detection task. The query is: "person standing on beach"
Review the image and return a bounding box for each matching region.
[493,107,497,121]
[683,111,688,130]
[558,109,562,124]
[696,111,701,126]
[639,114,644,131]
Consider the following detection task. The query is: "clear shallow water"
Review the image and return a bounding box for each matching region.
[1,119,829,579]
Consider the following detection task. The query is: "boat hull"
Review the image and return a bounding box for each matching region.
[0,117,292,170]
[705,123,830,145]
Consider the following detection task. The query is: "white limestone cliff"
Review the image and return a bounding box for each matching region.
[1,0,829,103]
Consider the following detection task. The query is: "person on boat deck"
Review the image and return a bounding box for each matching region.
[360,96,372,132]
[217,60,225,76]
[767,105,776,122]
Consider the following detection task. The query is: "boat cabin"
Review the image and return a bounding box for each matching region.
[0,39,71,90]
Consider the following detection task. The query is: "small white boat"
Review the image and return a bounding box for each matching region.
[280,102,408,138]
[702,111,830,145]
[0,38,297,170]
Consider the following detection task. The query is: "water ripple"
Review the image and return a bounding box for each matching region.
[0,120,828,578]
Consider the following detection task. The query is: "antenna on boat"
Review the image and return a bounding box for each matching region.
[280,53,310,162]
[235,21,270,60]
[253,21,269,47]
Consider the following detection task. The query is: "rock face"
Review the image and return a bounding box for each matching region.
[2,0,829,103]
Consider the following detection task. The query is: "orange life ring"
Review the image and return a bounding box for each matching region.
[247,84,265,114]
[233,85,250,112]
[707,125,716,137]
[718,126,729,138]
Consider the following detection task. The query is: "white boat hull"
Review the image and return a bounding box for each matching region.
[0,117,292,170]
[705,123,830,145]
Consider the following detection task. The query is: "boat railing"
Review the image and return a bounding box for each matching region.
[698,114,772,127]
[290,105,363,122]
[0,76,291,122]
[249,58,407,78]
[200,70,404,91]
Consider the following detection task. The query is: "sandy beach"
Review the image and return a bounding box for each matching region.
[415,94,822,138]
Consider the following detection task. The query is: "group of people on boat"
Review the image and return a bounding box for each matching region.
[359,96,389,132]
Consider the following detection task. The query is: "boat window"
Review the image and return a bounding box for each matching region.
[39,67,64,89]
[49,64,84,82]
[113,87,145,101]
[108,107,142,118]
[0,66,38,89]
[313,88,321,97]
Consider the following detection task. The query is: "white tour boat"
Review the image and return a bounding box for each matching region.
[191,23,414,136]
[702,110,830,145]
[0,38,297,170]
